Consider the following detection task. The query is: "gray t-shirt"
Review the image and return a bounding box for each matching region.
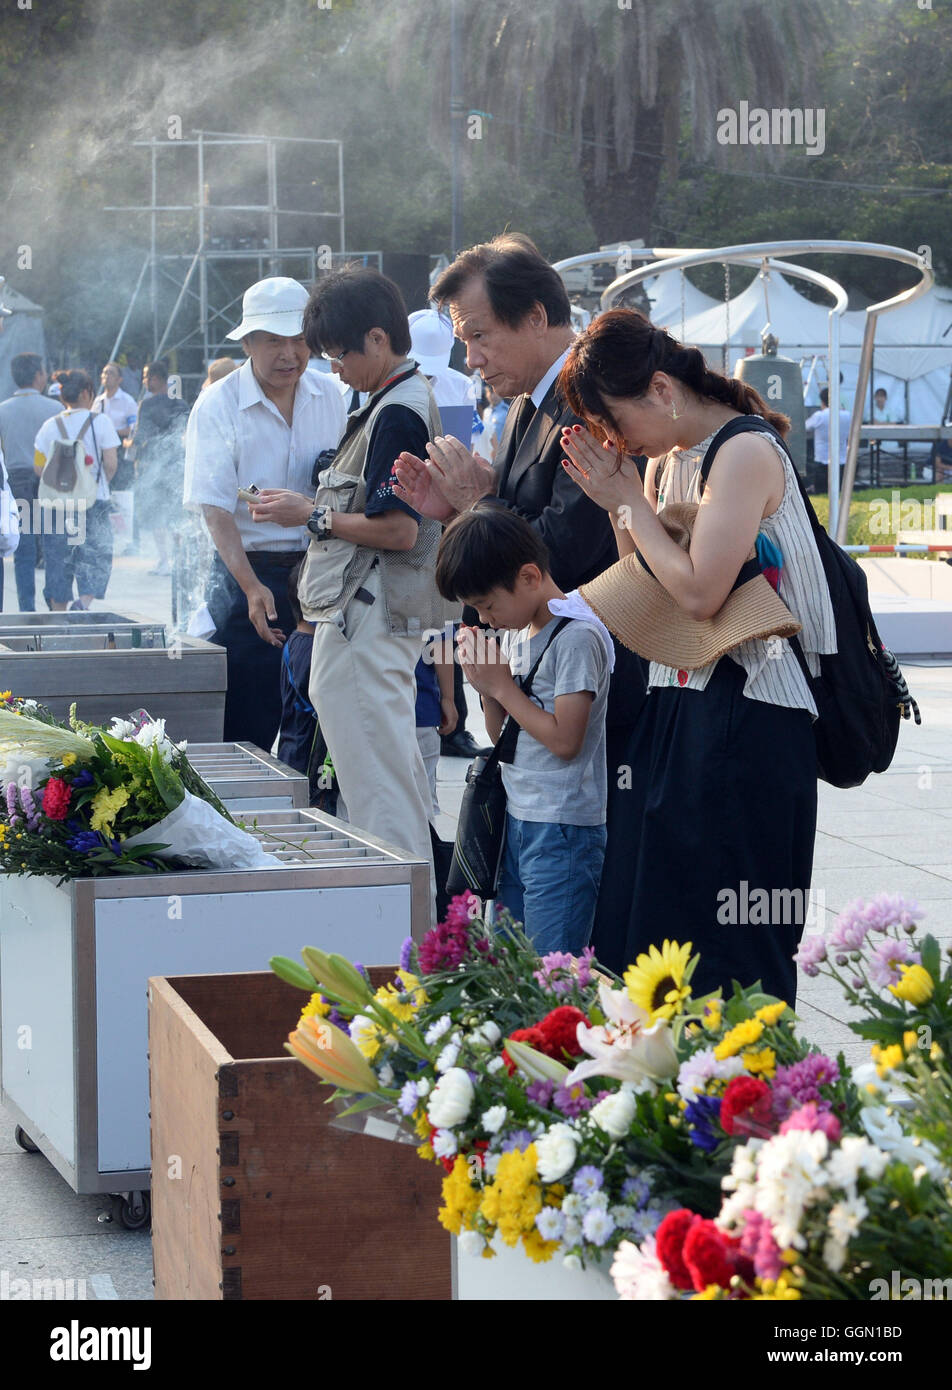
[499,617,608,827]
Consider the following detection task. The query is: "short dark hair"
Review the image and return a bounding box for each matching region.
[145,360,169,382]
[287,560,304,628]
[302,267,411,357]
[11,353,44,388]
[819,387,830,407]
[58,369,95,405]
[435,504,551,602]
[431,232,571,329]
[874,387,887,398]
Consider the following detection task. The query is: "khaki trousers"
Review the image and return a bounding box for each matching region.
[308,565,436,921]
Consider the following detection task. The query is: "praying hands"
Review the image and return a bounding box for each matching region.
[392,434,497,519]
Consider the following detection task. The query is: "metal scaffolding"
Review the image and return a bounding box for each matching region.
[103,130,375,392]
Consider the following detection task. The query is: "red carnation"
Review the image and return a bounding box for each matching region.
[537,1006,588,1060]
[720,1076,774,1137]
[683,1219,739,1291]
[502,1026,547,1075]
[654,1209,698,1291]
[41,776,72,821]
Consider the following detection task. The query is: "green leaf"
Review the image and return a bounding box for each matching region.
[149,744,185,812]
[920,934,941,983]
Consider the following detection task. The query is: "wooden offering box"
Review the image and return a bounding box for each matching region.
[149,970,451,1301]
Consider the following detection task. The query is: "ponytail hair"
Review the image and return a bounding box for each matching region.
[558,308,790,443]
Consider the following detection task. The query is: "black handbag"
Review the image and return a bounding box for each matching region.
[446,618,570,900]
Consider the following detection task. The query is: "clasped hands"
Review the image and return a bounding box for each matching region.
[456,625,514,702]
[560,424,648,525]
[392,436,496,520]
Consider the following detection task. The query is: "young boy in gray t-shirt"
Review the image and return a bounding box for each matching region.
[435,506,611,955]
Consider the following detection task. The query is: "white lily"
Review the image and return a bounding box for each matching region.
[565,980,679,1087]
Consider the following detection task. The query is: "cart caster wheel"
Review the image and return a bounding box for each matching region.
[14,1125,40,1153]
[115,1192,151,1231]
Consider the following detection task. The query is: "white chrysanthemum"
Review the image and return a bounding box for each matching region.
[582,1207,615,1246]
[561,1193,584,1218]
[427,1067,474,1128]
[585,1189,609,1212]
[474,1020,502,1046]
[828,1195,868,1247]
[535,1122,578,1183]
[590,1088,637,1139]
[611,1236,677,1301]
[562,1217,582,1245]
[457,1229,485,1258]
[480,1105,507,1135]
[108,717,138,741]
[435,1038,461,1073]
[415,1077,430,1097]
[486,1056,505,1074]
[378,1062,394,1087]
[425,1015,453,1045]
[349,1015,377,1052]
[432,1128,458,1159]
[483,1152,500,1179]
[535,1206,565,1241]
[610,1204,639,1230]
[134,718,174,758]
[562,1253,583,1272]
[826,1135,887,1193]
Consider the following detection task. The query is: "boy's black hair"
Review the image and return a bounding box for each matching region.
[287,560,304,628]
[819,387,830,407]
[435,503,551,602]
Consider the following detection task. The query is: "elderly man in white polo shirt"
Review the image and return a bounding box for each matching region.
[184,277,347,748]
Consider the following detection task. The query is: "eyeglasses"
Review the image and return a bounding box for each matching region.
[320,348,351,364]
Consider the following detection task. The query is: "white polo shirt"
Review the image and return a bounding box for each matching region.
[93,387,139,435]
[184,359,347,552]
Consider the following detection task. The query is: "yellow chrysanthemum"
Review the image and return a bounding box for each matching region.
[702,1000,722,1032]
[871,1042,904,1078]
[751,1273,801,1300]
[413,1107,431,1141]
[521,1227,559,1263]
[691,1285,725,1301]
[755,1001,788,1027]
[889,963,934,1007]
[624,940,693,1022]
[714,1018,764,1060]
[479,1144,541,1246]
[903,1029,920,1053]
[0,692,11,702]
[61,753,77,768]
[438,1155,482,1235]
[349,1013,382,1061]
[417,1141,434,1161]
[742,1046,777,1078]
[299,992,331,1022]
[89,785,131,835]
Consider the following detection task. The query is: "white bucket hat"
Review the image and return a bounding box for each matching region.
[409,308,455,375]
[226,277,309,341]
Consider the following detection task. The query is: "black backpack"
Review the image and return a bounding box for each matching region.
[700,415,920,789]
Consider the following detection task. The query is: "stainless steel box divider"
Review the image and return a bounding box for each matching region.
[0,810,430,1196]
[191,742,309,811]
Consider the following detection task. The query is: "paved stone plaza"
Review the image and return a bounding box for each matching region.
[1,551,950,1299]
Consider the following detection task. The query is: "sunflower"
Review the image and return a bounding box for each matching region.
[624,940,694,1022]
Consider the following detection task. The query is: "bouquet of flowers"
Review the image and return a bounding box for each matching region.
[273,895,912,1288]
[0,692,279,879]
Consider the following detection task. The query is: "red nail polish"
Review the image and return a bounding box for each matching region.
[573,424,582,432]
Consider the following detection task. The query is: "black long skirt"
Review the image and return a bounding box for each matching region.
[592,655,817,1006]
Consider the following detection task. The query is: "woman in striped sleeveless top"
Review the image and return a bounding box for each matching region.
[556,310,836,1005]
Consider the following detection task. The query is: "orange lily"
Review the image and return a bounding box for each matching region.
[286,1015,380,1093]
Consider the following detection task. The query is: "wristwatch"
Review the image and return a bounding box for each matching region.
[306,504,332,539]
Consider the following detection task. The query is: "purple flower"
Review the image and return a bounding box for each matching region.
[554,1083,592,1118]
[621,1175,651,1208]
[794,934,828,977]
[398,1080,419,1116]
[5,782,20,824]
[526,1079,555,1108]
[399,937,414,972]
[863,893,924,933]
[70,769,94,789]
[572,1165,604,1196]
[868,938,920,990]
[533,946,597,995]
[328,1007,348,1031]
[772,1053,839,1118]
[684,1093,723,1152]
[66,830,102,853]
[499,1129,534,1153]
[828,903,871,952]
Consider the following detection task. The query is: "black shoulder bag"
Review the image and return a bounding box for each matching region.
[446,617,571,900]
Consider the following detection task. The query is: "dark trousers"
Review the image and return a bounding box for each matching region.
[593,656,817,1006]
[452,646,468,732]
[206,550,303,750]
[8,469,37,610]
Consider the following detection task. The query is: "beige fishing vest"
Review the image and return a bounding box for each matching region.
[298,368,444,635]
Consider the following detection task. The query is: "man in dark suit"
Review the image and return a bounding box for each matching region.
[393,231,648,803]
[393,232,618,592]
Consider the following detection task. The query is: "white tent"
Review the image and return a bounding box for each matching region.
[642,272,720,332]
[674,271,952,425]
